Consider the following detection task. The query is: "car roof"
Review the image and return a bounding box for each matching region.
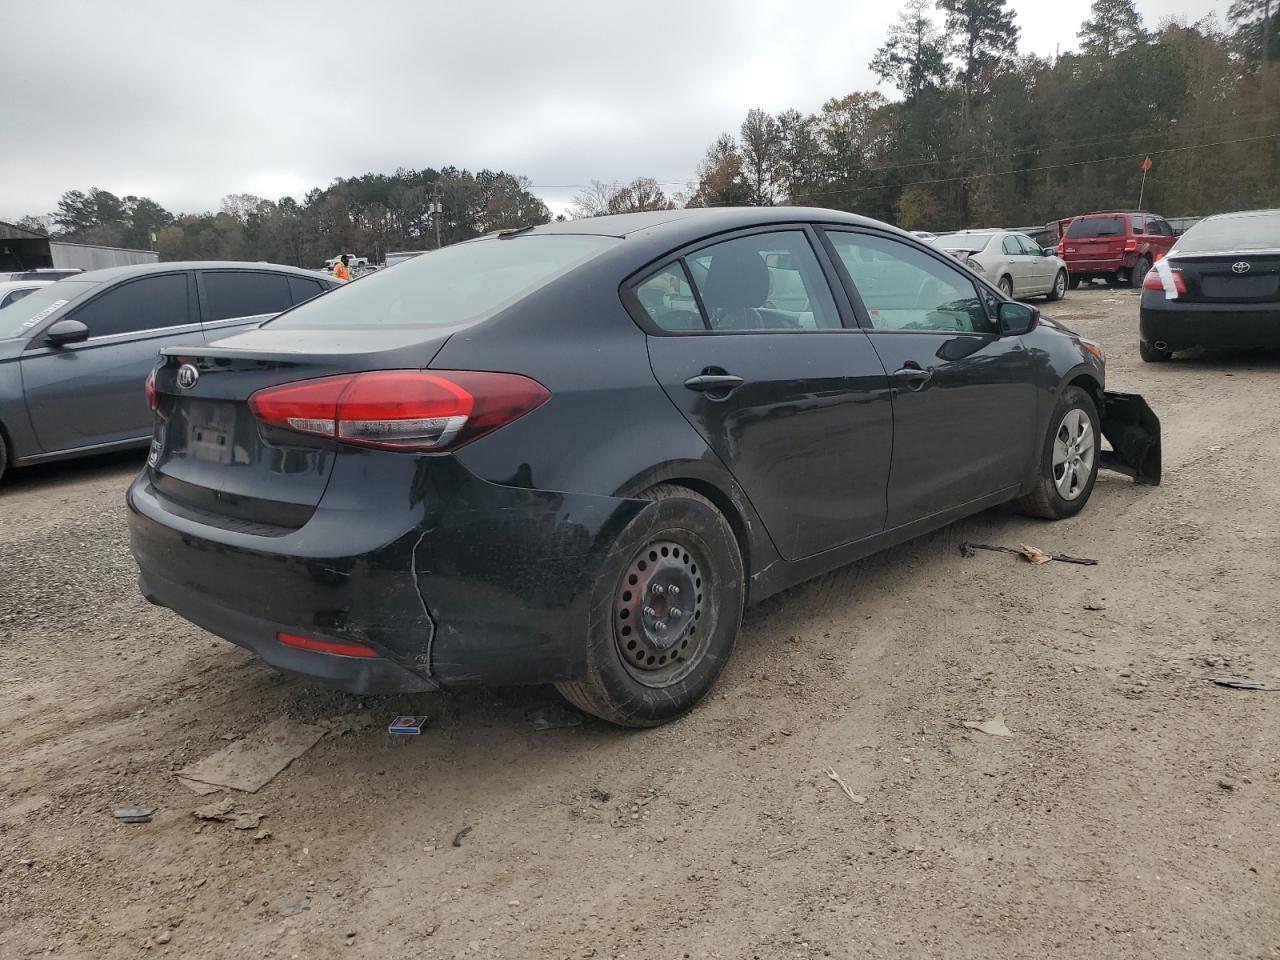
[69,260,328,284]
[529,206,887,243]
[1202,208,1280,222]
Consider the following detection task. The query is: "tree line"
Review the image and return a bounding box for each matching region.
[12,0,1278,259]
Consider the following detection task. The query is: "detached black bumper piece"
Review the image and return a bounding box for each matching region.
[1100,391,1161,486]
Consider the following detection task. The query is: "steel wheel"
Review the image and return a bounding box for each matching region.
[1052,408,1096,501]
[1050,270,1067,301]
[614,539,709,687]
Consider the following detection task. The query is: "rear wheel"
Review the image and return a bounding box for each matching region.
[1129,256,1152,288]
[1016,386,1101,520]
[1047,270,1068,301]
[0,431,7,484]
[1068,275,1082,290]
[998,275,1013,298]
[1139,340,1172,363]
[556,484,744,727]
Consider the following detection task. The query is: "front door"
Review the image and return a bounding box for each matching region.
[634,228,894,561]
[21,272,202,452]
[822,229,1038,529]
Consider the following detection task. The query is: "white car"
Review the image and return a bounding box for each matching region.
[0,279,53,309]
[933,230,1070,301]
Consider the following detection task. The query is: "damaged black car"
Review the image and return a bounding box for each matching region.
[128,208,1160,727]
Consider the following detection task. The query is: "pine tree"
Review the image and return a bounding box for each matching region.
[871,0,950,99]
[1078,0,1148,58]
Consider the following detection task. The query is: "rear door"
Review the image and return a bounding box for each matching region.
[821,229,1037,528]
[637,227,894,560]
[196,269,295,341]
[1001,234,1035,294]
[20,271,201,452]
[1017,234,1053,291]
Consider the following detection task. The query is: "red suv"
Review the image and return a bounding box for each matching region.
[1058,212,1176,289]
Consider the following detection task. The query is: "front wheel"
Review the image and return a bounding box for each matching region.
[1047,270,1068,301]
[556,484,744,727]
[1016,386,1101,520]
[1129,256,1152,288]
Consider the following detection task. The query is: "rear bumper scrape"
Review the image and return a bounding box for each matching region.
[1100,391,1161,485]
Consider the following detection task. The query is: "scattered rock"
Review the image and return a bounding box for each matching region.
[232,813,263,830]
[962,714,1013,737]
[112,806,155,824]
[589,785,611,803]
[275,896,311,918]
[193,797,235,821]
[1218,779,1236,792]
[156,931,171,945]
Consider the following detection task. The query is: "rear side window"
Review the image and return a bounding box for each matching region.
[287,275,328,305]
[269,235,617,330]
[686,231,840,331]
[1017,235,1042,256]
[1066,217,1125,239]
[203,271,292,321]
[1001,236,1021,255]
[74,274,190,337]
[635,264,704,331]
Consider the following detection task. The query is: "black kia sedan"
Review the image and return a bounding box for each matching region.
[1139,208,1280,361]
[128,208,1159,727]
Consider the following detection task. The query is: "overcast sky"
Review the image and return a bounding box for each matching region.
[2,0,1228,222]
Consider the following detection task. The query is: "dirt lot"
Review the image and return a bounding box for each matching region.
[1,285,1277,960]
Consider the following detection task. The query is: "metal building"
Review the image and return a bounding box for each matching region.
[0,220,159,272]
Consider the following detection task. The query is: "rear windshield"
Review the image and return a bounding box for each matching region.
[1176,212,1280,253]
[0,279,100,339]
[269,235,617,330]
[1066,217,1126,239]
[935,233,995,251]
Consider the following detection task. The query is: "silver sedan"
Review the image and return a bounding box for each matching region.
[933,230,1070,301]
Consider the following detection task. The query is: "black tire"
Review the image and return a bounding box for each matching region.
[998,275,1013,298]
[555,484,744,727]
[1139,340,1172,363]
[1103,273,1120,287]
[0,430,7,485]
[1068,275,1082,290]
[1047,270,1068,301]
[1129,256,1152,288]
[1016,386,1102,520]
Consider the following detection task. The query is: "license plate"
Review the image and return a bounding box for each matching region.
[1202,276,1278,299]
[190,423,232,464]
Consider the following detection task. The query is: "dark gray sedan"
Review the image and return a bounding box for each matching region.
[0,262,338,481]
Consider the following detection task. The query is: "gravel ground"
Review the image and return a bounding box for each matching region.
[1,285,1277,959]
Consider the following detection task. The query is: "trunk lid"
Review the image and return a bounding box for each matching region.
[147,326,454,531]
[1171,253,1280,303]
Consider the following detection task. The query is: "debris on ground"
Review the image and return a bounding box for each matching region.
[589,785,611,802]
[960,542,1098,566]
[1084,600,1107,611]
[177,777,223,796]
[232,813,263,830]
[326,713,374,737]
[962,714,1013,737]
[529,704,584,731]
[275,896,311,918]
[452,825,473,847]
[1210,676,1280,692]
[176,718,324,793]
[194,797,235,820]
[824,767,867,804]
[112,806,155,824]
[1217,778,1236,791]
[388,715,428,735]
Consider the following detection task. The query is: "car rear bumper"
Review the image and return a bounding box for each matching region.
[127,454,648,692]
[1140,298,1280,351]
[1064,255,1135,276]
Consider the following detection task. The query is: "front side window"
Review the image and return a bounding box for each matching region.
[685,231,840,331]
[1017,235,1043,256]
[0,288,36,309]
[634,264,703,332]
[73,274,190,338]
[826,231,993,334]
[0,279,100,339]
[270,235,617,330]
[203,271,292,321]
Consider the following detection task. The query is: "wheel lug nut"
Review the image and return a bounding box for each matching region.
[651,583,665,595]
[655,621,667,631]
[669,608,682,618]
[643,606,657,618]
[668,585,680,597]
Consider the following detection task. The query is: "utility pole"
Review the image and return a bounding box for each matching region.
[430,185,444,250]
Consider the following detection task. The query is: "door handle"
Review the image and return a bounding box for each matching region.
[684,372,744,393]
[892,363,933,390]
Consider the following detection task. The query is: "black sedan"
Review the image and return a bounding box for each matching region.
[128,208,1160,727]
[1140,208,1280,361]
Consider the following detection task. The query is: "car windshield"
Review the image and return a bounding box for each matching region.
[1176,212,1280,253]
[1067,217,1125,239]
[0,279,100,339]
[269,234,618,330]
[935,234,995,251]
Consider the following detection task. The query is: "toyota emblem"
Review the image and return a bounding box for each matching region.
[1232,261,1251,274]
[176,363,199,389]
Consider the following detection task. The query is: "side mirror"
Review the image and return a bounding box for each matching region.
[998,301,1038,337]
[45,318,90,346]
[1041,247,1056,257]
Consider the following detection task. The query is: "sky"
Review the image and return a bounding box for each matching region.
[1,0,1229,223]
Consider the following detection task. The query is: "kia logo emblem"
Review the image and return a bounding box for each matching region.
[176,363,199,389]
[1232,261,1251,274]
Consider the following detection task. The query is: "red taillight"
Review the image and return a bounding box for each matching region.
[145,368,158,411]
[277,632,379,658]
[248,370,550,452]
[1143,265,1186,298]
[1057,242,1065,256]
[1124,238,1138,252]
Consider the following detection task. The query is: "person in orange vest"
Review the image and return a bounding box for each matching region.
[332,254,351,282]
